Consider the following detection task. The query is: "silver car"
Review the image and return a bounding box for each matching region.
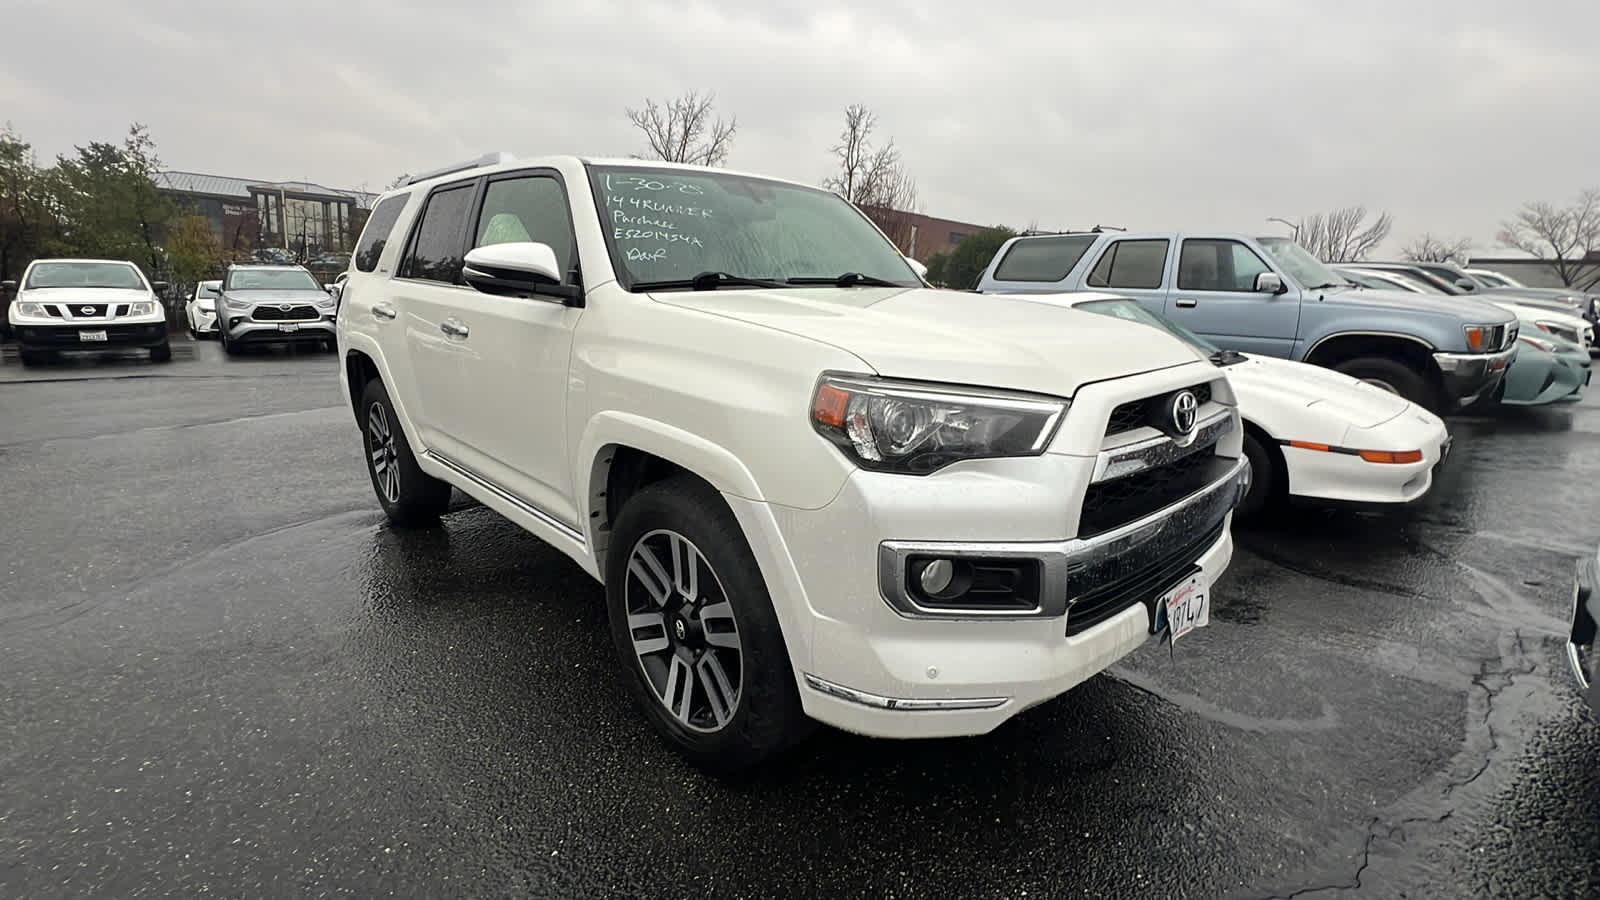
[215,264,338,355]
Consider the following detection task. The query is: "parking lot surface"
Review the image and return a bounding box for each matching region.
[2,340,1596,898]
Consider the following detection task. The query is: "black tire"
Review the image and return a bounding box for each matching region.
[606,474,812,773]
[1237,428,1283,520]
[220,329,239,356]
[359,376,452,526]
[18,348,53,366]
[1330,356,1437,412]
[150,341,172,363]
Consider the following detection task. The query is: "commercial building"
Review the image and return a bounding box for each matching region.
[155,171,377,263]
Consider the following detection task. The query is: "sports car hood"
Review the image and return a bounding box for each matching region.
[651,286,1208,396]
[1226,354,1413,429]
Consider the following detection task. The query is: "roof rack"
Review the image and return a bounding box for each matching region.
[403,152,517,186]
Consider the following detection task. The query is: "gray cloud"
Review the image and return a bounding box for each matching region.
[5,0,1596,252]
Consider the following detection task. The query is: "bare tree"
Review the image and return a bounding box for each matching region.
[386,173,411,190]
[625,91,737,166]
[1495,189,1600,289]
[1290,206,1393,262]
[1402,233,1472,264]
[822,104,920,251]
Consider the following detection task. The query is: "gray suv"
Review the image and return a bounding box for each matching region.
[216,264,338,355]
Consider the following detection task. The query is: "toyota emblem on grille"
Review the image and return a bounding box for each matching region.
[279,303,293,310]
[80,306,94,315]
[1169,390,1199,443]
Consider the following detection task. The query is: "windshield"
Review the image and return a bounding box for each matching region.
[224,268,322,291]
[1256,238,1347,289]
[587,165,920,289]
[1074,297,1219,354]
[25,261,146,290]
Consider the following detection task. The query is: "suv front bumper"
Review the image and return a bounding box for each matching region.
[222,315,336,344]
[1434,346,1516,407]
[726,451,1248,739]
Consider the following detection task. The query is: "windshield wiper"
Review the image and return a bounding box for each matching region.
[1208,349,1248,366]
[784,272,905,288]
[632,271,786,292]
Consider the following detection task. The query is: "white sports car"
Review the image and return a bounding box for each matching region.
[1017,292,1454,517]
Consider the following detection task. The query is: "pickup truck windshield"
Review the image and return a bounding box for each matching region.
[224,269,322,291]
[25,261,145,290]
[1074,297,1220,354]
[587,165,920,291]
[1257,238,1349,290]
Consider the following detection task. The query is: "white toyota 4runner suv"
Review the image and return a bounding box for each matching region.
[337,153,1249,771]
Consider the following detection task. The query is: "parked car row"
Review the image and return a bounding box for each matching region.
[3,259,343,366]
[317,152,1593,772]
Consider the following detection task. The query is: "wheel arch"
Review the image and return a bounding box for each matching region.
[342,343,427,452]
[1302,332,1445,400]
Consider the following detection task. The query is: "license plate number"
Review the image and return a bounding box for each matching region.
[278,323,300,332]
[1160,572,1209,644]
[78,330,107,342]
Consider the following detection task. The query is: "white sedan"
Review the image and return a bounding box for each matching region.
[185,279,221,338]
[1014,292,1454,517]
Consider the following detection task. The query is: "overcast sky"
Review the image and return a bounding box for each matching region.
[4,0,1596,254]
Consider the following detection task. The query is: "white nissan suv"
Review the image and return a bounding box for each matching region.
[336,153,1249,771]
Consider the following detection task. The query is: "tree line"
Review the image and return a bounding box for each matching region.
[624,93,1600,291]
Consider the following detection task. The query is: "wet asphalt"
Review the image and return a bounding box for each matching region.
[1,339,1596,899]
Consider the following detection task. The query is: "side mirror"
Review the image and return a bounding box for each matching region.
[1454,278,1476,291]
[904,256,929,279]
[152,281,169,293]
[463,241,581,305]
[1254,272,1285,294]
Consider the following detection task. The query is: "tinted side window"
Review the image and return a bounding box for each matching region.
[353,193,410,273]
[400,185,475,283]
[1177,240,1271,292]
[992,235,1099,282]
[473,175,576,282]
[1085,239,1169,289]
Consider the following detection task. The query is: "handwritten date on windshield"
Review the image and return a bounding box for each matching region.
[603,174,705,195]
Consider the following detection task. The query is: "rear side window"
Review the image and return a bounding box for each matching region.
[1086,239,1169,289]
[992,235,1098,282]
[399,184,476,284]
[353,193,410,273]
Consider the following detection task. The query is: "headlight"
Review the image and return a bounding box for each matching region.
[1519,334,1559,353]
[315,296,336,308]
[129,301,158,315]
[15,300,50,317]
[1533,321,1579,344]
[810,373,1068,474]
[223,295,251,310]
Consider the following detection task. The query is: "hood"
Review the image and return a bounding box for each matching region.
[219,288,329,304]
[1325,286,1516,324]
[651,286,1208,396]
[1227,354,1412,429]
[1487,301,1589,331]
[21,287,152,302]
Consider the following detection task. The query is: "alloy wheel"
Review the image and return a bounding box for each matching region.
[367,401,401,503]
[624,529,743,733]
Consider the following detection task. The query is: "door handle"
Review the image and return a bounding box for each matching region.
[1175,298,1197,308]
[440,317,470,339]
[372,302,397,320]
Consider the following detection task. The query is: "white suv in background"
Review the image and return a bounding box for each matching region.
[4,258,172,366]
[336,153,1249,771]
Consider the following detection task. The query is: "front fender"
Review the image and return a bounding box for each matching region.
[574,411,766,509]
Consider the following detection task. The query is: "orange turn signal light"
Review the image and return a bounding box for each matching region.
[1357,449,1424,464]
[1287,440,1330,452]
[812,383,850,427]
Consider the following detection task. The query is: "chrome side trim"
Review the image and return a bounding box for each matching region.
[1091,408,1233,483]
[423,449,586,546]
[876,455,1248,620]
[803,674,1009,711]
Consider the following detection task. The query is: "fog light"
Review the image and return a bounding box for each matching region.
[919,558,954,594]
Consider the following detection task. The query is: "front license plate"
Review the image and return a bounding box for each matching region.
[1160,572,1209,644]
[278,323,300,333]
[78,330,107,342]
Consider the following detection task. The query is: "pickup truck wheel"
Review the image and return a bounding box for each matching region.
[607,475,811,772]
[1330,357,1435,411]
[360,377,452,526]
[149,341,172,363]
